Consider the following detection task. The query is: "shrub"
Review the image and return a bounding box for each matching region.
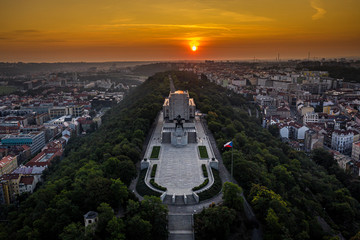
[151,164,157,178]
[198,168,222,201]
[150,179,167,191]
[193,179,209,191]
[202,164,208,178]
[136,169,161,197]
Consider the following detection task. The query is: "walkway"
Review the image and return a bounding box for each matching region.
[143,112,214,195]
[168,213,194,240]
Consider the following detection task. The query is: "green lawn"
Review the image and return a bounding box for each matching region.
[198,146,209,158]
[150,146,161,159]
[0,86,16,95]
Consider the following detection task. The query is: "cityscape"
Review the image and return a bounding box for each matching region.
[1,0,360,240]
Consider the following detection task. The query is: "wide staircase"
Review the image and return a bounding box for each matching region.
[163,194,197,205]
[168,213,194,240]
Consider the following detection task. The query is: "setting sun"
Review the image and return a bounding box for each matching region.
[191,45,197,51]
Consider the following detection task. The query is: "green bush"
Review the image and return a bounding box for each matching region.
[151,164,157,178]
[193,179,209,191]
[198,146,209,158]
[198,168,222,201]
[136,169,162,197]
[150,179,167,191]
[150,146,161,159]
[202,164,208,178]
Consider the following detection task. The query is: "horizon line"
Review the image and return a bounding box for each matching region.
[2,56,360,64]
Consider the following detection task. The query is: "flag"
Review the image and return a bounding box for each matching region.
[224,141,233,148]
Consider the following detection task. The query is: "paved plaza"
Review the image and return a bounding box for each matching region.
[145,112,215,195]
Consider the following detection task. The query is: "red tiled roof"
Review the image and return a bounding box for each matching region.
[0,155,16,169]
[20,176,34,185]
[21,145,30,151]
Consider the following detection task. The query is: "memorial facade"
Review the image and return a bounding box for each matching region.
[162,90,196,147]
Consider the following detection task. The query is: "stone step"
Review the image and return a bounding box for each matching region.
[163,194,197,205]
[168,233,193,240]
[168,214,193,231]
[168,214,194,240]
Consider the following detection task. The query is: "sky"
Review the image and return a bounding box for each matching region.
[0,0,359,62]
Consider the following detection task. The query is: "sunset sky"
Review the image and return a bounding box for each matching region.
[1,0,359,62]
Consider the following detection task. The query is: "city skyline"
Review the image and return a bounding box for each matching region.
[1,0,360,62]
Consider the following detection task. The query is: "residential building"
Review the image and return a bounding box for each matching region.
[303,112,319,124]
[0,121,21,134]
[48,106,84,119]
[300,106,314,116]
[331,130,354,155]
[351,141,360,160]
[19,176,36,194]
[304,130,324,153]
[26,148,63,167]
[255,94,275,107]
[0,174,21,204]
[1,132,46,155]
[0,155,18,175]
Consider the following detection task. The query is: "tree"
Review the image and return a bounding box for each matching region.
[312,148,336,170]
[106,217,125,240]
[194,206,236,240]
[222,182,244,212]
[265,208,282,240]
[60,222,85,240]
[96,203,115,234]
[268,125,280,138]
[117,160,136,186]
[126,215,152,240]
[139,196,169,240]
[103,157,136,185]
[110,178,128,207]
[350,231,360,240]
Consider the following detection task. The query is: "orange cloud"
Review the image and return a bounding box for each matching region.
[310,0,326,20]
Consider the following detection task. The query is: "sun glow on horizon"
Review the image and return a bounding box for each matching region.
[189,39,199,53]
[1,0,359,61]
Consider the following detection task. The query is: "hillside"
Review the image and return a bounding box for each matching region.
[171,71,360,240]
[0,72,171,240]
[0,71,359,240]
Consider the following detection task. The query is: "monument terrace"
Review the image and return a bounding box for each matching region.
[140,89,219,204]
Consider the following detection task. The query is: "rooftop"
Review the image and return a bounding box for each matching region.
[20,176,34,185]
[0,155,16,168]
[84,211,98,219]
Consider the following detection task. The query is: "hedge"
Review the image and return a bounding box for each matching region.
[202,164,208,178]
[151,164,157,178]
[198,168,222,201]
[136,169,161,197]
[192,178,209,191]
[150,179,167,191]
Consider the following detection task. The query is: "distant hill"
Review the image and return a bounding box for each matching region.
[0,61,153,75]
[297,61,360,83]
[132,62,178,76]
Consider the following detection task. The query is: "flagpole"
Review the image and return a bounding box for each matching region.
[231,141,233,181]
